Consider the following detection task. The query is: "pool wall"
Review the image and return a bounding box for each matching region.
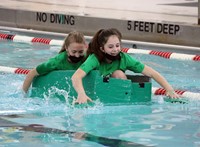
[0,6,200,48]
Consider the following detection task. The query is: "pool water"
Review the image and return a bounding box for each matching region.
[0,32,200,147]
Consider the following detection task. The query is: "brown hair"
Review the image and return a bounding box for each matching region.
[59,31,86,53]
[87,28,122,62]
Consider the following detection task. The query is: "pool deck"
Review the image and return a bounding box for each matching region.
[0,0,200,48]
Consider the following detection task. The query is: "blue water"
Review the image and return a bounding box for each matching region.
[0,33,200,147]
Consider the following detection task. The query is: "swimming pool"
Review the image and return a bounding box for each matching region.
[0,29,200,147]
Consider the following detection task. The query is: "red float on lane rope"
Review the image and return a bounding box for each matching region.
[153,87,185,95]
[14,68,30,74]
[149,50,172,59]
[31,38,51,44]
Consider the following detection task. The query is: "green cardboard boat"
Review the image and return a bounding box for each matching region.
[31,70,152,105]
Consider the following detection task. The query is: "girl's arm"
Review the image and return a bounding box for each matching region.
[71,68,93,104]
[142,65,180,98]
[22,68,39,93]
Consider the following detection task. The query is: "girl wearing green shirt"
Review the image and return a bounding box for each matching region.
[23,31,87,93]
[71,28,180,104]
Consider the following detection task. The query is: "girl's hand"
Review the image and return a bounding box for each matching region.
[74,92,93,104]
[166,90,181,99]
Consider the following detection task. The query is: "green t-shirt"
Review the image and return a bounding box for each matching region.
[36,51,84,75]
[80,52,145,76]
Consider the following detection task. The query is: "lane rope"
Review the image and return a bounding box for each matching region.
[0,65,199,100]
[121,48,200,61]
[0,66,30,74]
[1,33,200,61]
[152,87,200,100]
[0,33,63,46]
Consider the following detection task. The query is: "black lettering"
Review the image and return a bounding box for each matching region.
[174,25,180,35]
[163,24,168,34]
[168,24,174,35]
[157,23,162,33]
[58,14,63,23]
[36,12,47,22]
[61,15,75,25]
[156,23,180,35]
[69,16,75,25]
[149,22,155,32]
[134,21,139,31]
[63,15,71,24]
[139,21,145,32]
[144,22,149,32]
[138,21,143,31]
[125,20,179,35]
[50,14,55,23]
[50,14,75,25]
[127,21,132,30]
[53,14,60,24]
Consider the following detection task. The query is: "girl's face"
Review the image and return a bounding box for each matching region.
[66,42,87,57]
[101,35,121,56]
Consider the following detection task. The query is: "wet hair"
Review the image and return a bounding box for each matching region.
[59,31,86,53]
[87,28,122,62]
